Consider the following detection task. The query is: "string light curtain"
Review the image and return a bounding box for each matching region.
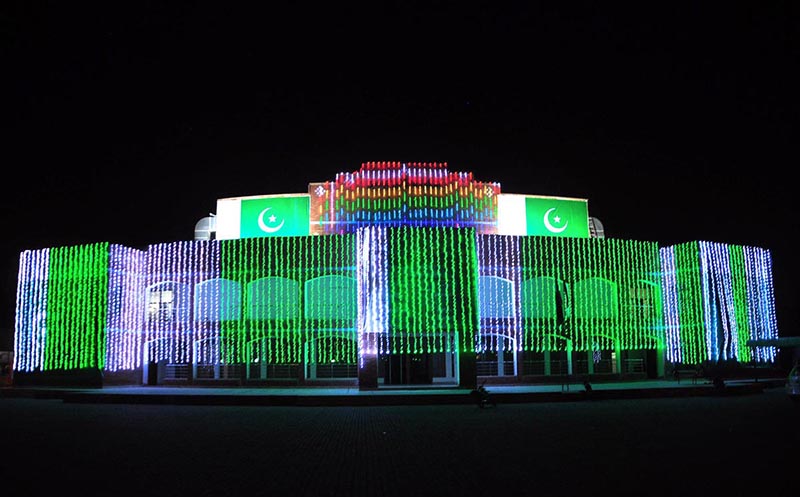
[356,226,390,359]
[14,248,51,371]
[659,245,683,363]
[660,241,778,365]
[11,172,781,378]
[701,241,737,361]
[475,234,522,353]
[144,241,215,365]
[743,244,779,363]
[187,240,223,368]
[388,227,479,355]
[105,244,147,371]
[14,243,109,371]
[519,236,661,354]
[219,235,357,365]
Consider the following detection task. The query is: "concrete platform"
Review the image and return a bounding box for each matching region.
[1,377,787,406]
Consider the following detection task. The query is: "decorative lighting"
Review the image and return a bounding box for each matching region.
[313,162,500,234]
[659,241,778,366]
[388,227,478,355]
[11,163,781,380]
[519,236,662,353]
[14,243,109,371]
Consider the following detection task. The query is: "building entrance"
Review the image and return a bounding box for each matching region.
[383,353,433,385]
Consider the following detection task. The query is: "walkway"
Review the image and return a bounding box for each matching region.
[1,377,786,406]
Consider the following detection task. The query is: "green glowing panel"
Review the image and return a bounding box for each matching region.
[674,242,706,365]
[521,276,559,319]
[44,243,110,370]
[519,237,661,353]
[525,197,589,238]
[729,246,752,362]
[389,227,478,353]
[573,277,619,319]
[240,195,310,238]
[304,275,357,319]
[219,235,356,364]
[247,277,301,320]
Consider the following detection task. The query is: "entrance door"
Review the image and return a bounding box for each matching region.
[385,353,433,385]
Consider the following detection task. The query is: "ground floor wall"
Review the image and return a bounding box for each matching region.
[13,348,786,388]
[12,235,781,385]
[10,347,669,388]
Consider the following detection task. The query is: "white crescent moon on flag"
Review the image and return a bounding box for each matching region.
[257,207,285,233]
[543,207,568,233]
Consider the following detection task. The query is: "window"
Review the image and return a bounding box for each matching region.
[148,289,176,323]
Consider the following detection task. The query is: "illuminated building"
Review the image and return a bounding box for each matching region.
[12,162,780,387]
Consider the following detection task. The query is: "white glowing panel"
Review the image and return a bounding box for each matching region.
[215,197,242,240]
[497,194,527,236]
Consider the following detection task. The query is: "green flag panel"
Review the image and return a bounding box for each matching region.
[525,196,589,238]
[240,195,310,238]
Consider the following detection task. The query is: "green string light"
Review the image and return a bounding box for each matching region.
[517,236,660,356]
[42,243,109,371]
[729,245,751,362]
[219,235,356,368]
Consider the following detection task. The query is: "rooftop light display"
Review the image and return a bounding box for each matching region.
[310,161,500,234]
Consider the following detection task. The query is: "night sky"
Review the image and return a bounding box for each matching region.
[2,3,798,348]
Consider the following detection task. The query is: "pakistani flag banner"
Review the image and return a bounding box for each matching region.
[525,196,589,238]
[240,195,310,238]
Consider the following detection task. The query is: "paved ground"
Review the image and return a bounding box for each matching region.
[1,380,797,497]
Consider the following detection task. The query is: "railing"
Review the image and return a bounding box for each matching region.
[521,360,570,376]
[522,360,546,375]
[195,364,215,379]
[247,363,299,380]
[476,361,515,376]
[624,358,645,373]
[194,364,243,380]
[573,359,615,374]
[164,363,189,380]
[522,358,641,376]
[591,359,614,374]
[314,363,358,379]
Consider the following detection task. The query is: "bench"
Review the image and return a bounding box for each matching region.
[673,369,702,384]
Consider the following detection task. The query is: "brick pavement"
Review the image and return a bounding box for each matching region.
[1,383,796,497]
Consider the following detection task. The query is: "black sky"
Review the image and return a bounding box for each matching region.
[2,2,798,346]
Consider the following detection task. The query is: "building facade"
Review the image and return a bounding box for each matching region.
[12,162,780,387]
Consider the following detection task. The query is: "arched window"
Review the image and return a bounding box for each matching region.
[521,276,568,320]
[194,278,242,322]
[304,275,357,320]
[574,277,618,319]
[478,275,515,318]
[246,277,301,320]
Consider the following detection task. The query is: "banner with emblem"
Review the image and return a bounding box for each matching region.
[497,194,589,237]
[525,196,589,237]
[240,195,310,238]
